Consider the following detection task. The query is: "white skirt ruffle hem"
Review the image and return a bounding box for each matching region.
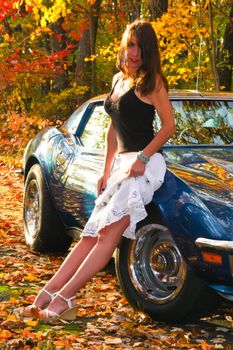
[81,152,166,240]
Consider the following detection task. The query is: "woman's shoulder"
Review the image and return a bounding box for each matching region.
[154,74,164,91]
[146,75,169,105]
[112,72,123,87]
[148,74,168,97]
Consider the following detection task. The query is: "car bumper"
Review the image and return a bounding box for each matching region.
[196,236,233,276]
[195,237,233,298]
[195,238,233,252]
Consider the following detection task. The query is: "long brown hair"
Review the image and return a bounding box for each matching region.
[116,19,168,94]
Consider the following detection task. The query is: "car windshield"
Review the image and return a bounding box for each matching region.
[154,100,233,145]
[62,102,89,134]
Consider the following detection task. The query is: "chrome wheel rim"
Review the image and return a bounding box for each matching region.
[129,224,187,304]
[24,179,40,243]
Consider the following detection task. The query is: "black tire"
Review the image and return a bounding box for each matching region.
[116,221,217,322]
[23,164,73,253]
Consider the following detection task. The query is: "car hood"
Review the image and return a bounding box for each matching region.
[164,146,233,234]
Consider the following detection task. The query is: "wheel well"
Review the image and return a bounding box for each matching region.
[24,157,39,181]
[121,201,165,243]
[24,158,68,233]
[144,201,164,225]
[24,159,51,200]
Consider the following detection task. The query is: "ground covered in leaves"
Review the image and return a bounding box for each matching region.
[0,157,233,350]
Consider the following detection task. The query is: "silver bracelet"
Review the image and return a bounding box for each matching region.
[137,151,150,164]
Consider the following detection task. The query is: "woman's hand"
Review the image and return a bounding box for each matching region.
[97,172,110,196]
[125,158,146,177]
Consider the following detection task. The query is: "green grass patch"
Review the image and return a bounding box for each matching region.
[0,284,20,300]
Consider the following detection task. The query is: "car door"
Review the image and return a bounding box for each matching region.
[63,101,110,229]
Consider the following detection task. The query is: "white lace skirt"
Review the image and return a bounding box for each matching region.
[81,152,166,240]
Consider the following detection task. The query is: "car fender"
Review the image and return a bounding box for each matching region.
[23,127,68,192]
[152,170,233,277]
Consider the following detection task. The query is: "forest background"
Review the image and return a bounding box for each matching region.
[0,0,233,160]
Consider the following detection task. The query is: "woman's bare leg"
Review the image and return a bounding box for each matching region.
[42,215,130,315]
[32,236,97,308]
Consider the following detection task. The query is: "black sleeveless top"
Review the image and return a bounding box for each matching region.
[104,83,156,153]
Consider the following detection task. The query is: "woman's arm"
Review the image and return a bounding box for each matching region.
[143,83,176,157]
[126,80,175,177]
[103,121,118,175]
[102,72,121,174]
[97,73,121,194]
[97,121,118,195]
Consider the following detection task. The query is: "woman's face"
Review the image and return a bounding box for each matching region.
[125,34,142,74]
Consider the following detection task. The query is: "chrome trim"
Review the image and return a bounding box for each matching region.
[229,255,233,278]
[218,291,233,301]
[90,90,233,101]
[195,238,233,252]
[24,179,40,245]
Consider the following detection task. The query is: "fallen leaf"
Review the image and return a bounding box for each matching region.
[104,337,122,345]
[1,319,25,330]
[0,329,13,339]
[26,319,38,327]
[24,274,41,282]
[201,342,213,350]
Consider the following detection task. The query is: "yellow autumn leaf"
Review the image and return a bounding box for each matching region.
[13,1,20,9]
[40,17,47,28]
[178,68,187,74]
[56,0,63,6]
[98,306,112,316]
[24,274,41,282]
[203,0,210,11]
[85,55,97,62]
[26,319,39,327]
[25,0,32,6]
[34,13,40,21]
[9,297,18,304]
[5,314,17,322]
[4,34,10,42]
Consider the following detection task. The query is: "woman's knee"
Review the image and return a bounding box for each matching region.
[79,235,97,246]
[98,216,130,241]
[97,227,109,244]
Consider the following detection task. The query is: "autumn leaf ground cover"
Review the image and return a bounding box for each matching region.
[1,156,233,350]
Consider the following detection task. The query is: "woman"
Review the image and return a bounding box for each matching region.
[21,19,176,321]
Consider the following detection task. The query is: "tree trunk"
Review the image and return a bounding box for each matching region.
[76,0,101,97]
[76,28,91,79]
[218,8,233,91]
[112,0,121,32]
[149,0,168,20]
[208,1,220,91]
[50,17,69,92]
[40,32,51,95]
[128,0,141,21]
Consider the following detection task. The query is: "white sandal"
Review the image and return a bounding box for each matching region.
[20,288,57,317]
[39,293,77,322]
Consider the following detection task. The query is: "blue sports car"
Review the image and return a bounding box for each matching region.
[23,90,233,322]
